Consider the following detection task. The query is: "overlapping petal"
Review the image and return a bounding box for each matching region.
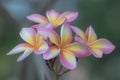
[61,24,72,46]
[89,48,103,58]
[46,9,66,27]
[20,28,36,46]
[72,26,87,41]
[60,50,76,70]
[89,39,115,54]
[17,48,33,62]
[36,33,43,45]
[26,14,48,23]
[46,10,78,27]
[37,26,60,46]
[46,9,60,23]
[54,17,65,27]
[34,32,49,55]
[34,40,49,55]
[86,26,97,42]
[60,11,78,23]
[32,23,54,29]
[43,46,60,60]
[74,35,85,43]
[7,43,32,55]
[65,42,89,58]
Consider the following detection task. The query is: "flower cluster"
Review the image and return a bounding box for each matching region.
[7,9,115,70]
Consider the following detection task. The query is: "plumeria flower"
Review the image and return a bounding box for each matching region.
[37,23,88,70]
[72,26,115,58]
[26,9,78,28]
[7,28,48,62]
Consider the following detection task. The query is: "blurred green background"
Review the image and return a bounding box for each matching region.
[0,0,120,80]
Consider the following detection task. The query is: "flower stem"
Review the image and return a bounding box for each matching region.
[54,72,59,80]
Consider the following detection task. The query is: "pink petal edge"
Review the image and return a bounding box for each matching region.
[60,50,76,70]
[43,46,60,60]
[26,14,48,23]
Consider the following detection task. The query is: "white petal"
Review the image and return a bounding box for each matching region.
[43,46,60,60]
[7,43,31,55]
[17,49,33,62]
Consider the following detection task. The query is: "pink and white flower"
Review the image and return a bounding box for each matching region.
[7,28,48,62]
[26,9,78,28]
[72,26,115,58]
[37,23,88,70]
